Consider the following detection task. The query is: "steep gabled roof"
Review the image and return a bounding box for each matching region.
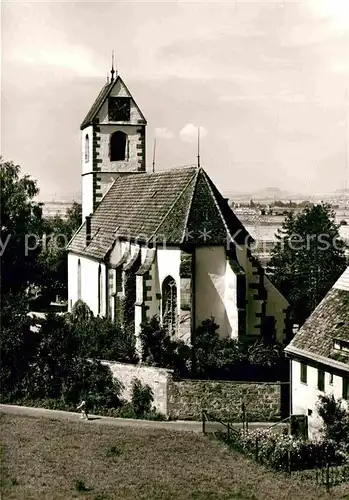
[67,166,252,260]
[285,267,349,370]
[80,75,146,130]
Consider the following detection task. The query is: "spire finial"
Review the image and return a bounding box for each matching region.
[110,50,115,82]
[197,126,201,169]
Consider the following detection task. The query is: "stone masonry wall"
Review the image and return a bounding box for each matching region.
[167,380,286,422]
[101,361,287,422]
[101,360,172,415]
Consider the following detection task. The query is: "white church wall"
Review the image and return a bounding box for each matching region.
[156,247,181,329]
[291,359,348,439]
[81,125,93,174]
[68,253,106,317]
[195,246,228,338]
[224,259,239,338]
[82,174,94,220]
[264,276,288,343]
[68,253,79,310]
[157,247,181,297]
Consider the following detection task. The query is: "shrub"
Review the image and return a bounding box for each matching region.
[131,378,154,416]
[69,313,138,364]
[70,300,93,322]
[139,317,191,376]
[317,394,349,444]
[193,318,243,379]
[218,429,347,471]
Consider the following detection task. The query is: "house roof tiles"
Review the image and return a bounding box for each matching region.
[285,267,349,367]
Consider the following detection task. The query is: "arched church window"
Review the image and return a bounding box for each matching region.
[110,131,127,161]
[98,264,103,315]
[77,259,81,300]
[162,276,177,335]
[85,134,89,162]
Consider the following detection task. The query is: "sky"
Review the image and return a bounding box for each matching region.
[2,0,349,200]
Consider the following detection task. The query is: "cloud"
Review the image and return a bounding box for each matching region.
[20,46,103,78]
[179,124,208,144]
[155,127,174,139]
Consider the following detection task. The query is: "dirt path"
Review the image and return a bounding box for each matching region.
[0,403,282,433]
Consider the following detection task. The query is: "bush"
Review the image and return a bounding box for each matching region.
[193,318,243,379]
[317,394,349,444]
[139,317,191,376]
[217,429,347,471]
[68,306,138,364]
[139,316,285,381]
[131,378,154,416]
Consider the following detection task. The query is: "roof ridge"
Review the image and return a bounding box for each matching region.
[148,170,198,243]
[200,169,232,241]
[180,169,200,243]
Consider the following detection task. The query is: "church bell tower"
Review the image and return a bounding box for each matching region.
[80,63,147,219]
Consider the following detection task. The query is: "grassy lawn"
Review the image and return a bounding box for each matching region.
[1,413,349,500]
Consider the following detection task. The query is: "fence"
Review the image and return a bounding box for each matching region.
[315,464,349,492]
[201,411,349,492]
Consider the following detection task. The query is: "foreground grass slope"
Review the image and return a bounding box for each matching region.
[1,413,348,500]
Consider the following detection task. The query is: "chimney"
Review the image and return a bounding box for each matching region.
[85,214,92,246]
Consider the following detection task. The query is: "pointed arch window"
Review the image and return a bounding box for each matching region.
[77,259,81,300]
[110,131,127,161]
[162,276,177,335]
[85,134,89,162]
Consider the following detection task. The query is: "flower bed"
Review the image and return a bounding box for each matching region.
[216,429,347,471]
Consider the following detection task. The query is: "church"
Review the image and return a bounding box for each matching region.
[67,67,289,345]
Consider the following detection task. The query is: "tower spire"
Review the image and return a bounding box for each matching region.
[197,126,201,169]
[110,50,115,82]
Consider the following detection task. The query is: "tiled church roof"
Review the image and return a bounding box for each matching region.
[285,267,349,368]
[67,166,252,260]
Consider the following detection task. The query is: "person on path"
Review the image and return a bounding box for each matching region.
[77,400,88,420]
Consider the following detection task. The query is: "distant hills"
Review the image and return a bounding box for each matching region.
[225,186,307,201]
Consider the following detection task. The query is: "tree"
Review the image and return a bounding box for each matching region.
[0,159,43,294]
[37,201,82,300]
[268,203,347,326]
[0,293,39,400]
[317,394,349,444]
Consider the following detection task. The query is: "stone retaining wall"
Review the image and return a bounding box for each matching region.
[101,360,171,415]
[101,361,288,421]
[167,379,288,422]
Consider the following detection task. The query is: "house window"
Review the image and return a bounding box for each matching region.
[329,373,334,385]
[162,276,177,335]
[77,259,81,300]
[85,134,89,162]
[318,370,325,392]
[300,363,307,384]
[98,264,103,315]
[343,378,349,400]
[110,131,127,161]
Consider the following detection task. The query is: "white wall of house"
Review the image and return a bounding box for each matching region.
[291,359,348,439]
